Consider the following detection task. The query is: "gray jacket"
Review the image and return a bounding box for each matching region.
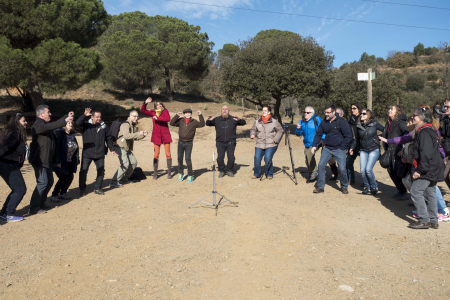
[250,116,283,149]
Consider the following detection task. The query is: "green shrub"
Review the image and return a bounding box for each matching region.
[427,73,439,81]
[406,74,425,91]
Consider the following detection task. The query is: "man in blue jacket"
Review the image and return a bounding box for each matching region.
[311,105,353,194]
[295,106,324,182]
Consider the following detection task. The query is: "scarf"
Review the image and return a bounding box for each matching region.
[155,109,162,117]
[261,115,271,124]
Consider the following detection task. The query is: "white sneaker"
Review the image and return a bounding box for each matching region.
[109,182,123,188]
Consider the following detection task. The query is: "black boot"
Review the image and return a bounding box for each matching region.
[153,159,159,180]
[167,158,173,179]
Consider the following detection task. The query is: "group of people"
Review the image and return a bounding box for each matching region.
[1,97,450,229]
[0,98,247,223]
[294,101,450,229]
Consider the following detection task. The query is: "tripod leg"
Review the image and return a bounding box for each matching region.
[285,131,298,185]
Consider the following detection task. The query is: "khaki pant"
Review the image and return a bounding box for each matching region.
[111,146,137,183]
[304,147,318,174]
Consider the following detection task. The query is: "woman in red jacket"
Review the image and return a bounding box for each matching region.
[141,97,173,179]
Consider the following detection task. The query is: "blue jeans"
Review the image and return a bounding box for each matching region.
[317,147,348,190]
[436,186,447,215]
[0,161,27,215]
[360,149,380,190]
[254,147,277,177]
[30,165,54,211]
[346,151,358,182]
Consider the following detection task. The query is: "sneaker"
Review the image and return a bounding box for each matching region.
[362,187,369,195]
[50,196,61,203]
[187,176,194,183]
[227,171,234,177]
[178,174,185,182]
[370,188,378,195]
[94,189,104,195]
[341,188,349,195]
[408,221,429,229]
[110,182,123,188]
[0,215,24,223]
[218,171,225,178]
[58,193,71,200]
[309,171,318,181]
[251,176,260,179]
[412,210,417,214]
[313,187,324,193]
[438,213,450,222]
[413,213,419,218]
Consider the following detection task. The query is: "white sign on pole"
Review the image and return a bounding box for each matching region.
[358,73,369,81]
[371,72,376,80]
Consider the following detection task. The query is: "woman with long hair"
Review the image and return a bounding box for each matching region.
[50,120,79,202]
[0,114,28,222]
[141,97,173,179]
[381,105,409,200]
[350,109,384,195]
[347,102,363,184]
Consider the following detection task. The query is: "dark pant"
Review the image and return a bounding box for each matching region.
[387,158,406,193]
[30,165,54,211]
[0,161,27,216]
[177,141,194,176]
[346,151,358,182]
[216,141,236,172]
[79,157,105,191]
[52,165,75,196]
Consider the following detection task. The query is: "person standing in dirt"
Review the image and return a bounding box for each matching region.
[28,105,73,215]
[170,108,205,183]
[346,103,362,185]
[0,114,29,222]
[311,104,353,194]
[110,110,147,188]
[295,106,324,182]
[76,108,117,196]
[141,97,173,180]
[250,105,283,179]
[206,105,246,178]
[441,99,450,191]
[49,120,79,202]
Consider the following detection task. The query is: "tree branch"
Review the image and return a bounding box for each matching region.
[5,88,25,110]
[243,97,263,107]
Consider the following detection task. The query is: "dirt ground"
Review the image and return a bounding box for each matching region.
[1,102,450,299]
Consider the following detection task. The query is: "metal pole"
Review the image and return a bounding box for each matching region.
[367,68,372,110]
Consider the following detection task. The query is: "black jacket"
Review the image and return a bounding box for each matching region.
[353,120,384,152]
[29,116,67,168]
[312,114,353,151]
[206,115,246,143]
[0,131,27,167]
[348,114,360,151]
[76,115,114,159]
[441,115,450,155]
[52,128,79,175]
[412,124,444,182]
[382,114,408,163]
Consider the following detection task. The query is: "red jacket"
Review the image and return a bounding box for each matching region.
[141,103,172,145]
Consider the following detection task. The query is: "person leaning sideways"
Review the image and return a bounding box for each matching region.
[250,106,283,179]
[206,105,246,178]
[0,114,28,222]
[349,109,384,195]
[141,97,173,180]
[381,105,409,200]
[311,104,353,194]
[408,107,445,230]
[28,105,73,215]
[110,111,147,188]
[76,108,117,196]
[346,103,362,185]
[170,108,205,183]
[295,106,324,182]
[50,120,79,203]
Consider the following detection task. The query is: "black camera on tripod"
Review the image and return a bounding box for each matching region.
[285,107,293,118]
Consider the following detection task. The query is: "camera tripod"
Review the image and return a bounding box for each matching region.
[189,153,238,216]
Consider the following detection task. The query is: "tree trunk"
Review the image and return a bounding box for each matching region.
[164,67,173,101]
[273,96,282,124]
[15,87,37,112]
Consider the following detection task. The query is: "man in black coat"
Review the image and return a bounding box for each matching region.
[206,105,246,178]
[29,105,73,215]
[76,108,117,196]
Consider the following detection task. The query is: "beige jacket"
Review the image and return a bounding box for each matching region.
[115,118,144,151]
[250,116,283,149]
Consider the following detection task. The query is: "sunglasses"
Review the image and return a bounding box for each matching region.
[361,112,367,115]
[445,105,450,109]
[351,107,357,110]
[304,112,312,114]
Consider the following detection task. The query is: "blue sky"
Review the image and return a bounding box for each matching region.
[103,0,450,67]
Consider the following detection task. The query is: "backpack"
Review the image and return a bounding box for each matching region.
[330,118,343,134]
[110,119,126,142]
[128,167,147,182]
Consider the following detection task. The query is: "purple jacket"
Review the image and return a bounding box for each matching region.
[387,130,445,162]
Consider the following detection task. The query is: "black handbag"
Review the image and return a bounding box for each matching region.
[379,147,393,169]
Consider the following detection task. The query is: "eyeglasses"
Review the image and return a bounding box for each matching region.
[445,105,450,109]
[324,111,333,114]
[413,114,419,117]
[304,112,312,114]
[361,113,367,115]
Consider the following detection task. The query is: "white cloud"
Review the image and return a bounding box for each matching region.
[161,0,256,19]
